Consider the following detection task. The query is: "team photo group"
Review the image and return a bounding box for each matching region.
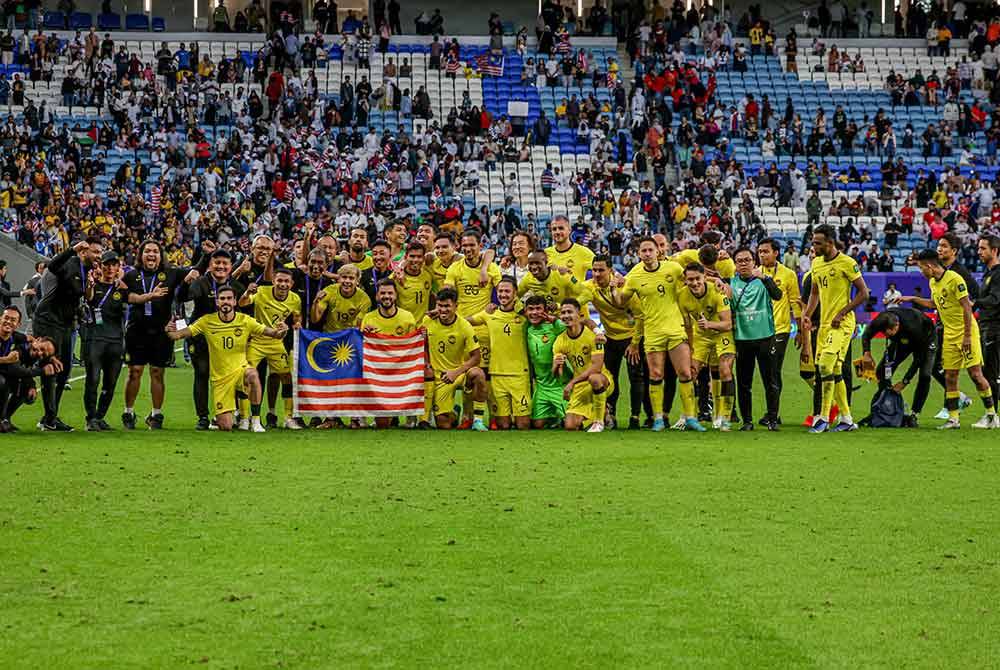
[7,213,1000,435]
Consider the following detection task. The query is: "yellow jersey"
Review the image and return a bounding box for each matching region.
[545,243,595,283]
[421,314,479,372]
[314,286,371,332]
[361,307,417,336]
[810,252,862,329]
[429,253,463,290]
[671,248,736,279]
[443,258,502,318]
[516,270,581,312]
[395,268,434,322]
[343,253,374,272]
[578,279,643,343]
[931,270,977,340]
[553,326,609,378]
[188,312,266,380]
[622,260,685,335]
[469,307,530,376]
[760,262,802,334]
[249,286,302,329]
[677,282,732,342]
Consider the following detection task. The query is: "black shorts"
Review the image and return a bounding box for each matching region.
[125,325,173,367]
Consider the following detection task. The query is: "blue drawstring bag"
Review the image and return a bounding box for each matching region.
[870,388,905,428]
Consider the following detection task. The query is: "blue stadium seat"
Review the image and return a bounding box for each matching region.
[151,16,166,31]
[125,13,150,30]
[70,12,93,29]
[98,13,121,29]
[43,11,65,29]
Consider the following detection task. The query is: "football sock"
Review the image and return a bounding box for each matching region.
[592,387,607,423]
[423,381,435,422]
[833,377,851,423]
[284,397,294,417]
[473,401,487,418]
[945,391,961,421]
[820,376,835,421]
[679,378,696,419]
[250,403,262,419]
[720,379,736,420]
[980,389,995,413]
[239,398,250,419]
[711,373,721,418]
[649,379,664,420]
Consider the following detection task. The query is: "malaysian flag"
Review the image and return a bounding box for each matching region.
[293,328,425,417]
[475,52,504,77]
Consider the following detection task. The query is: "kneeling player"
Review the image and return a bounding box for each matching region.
[167,286,288,432]
[553,298,613,432]
[909,250,998,429]
[524,295,569,428]
[240,267,303,429]
[422,288,489,431]
[678,263,736,431]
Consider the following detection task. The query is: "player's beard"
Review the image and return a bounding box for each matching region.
[350,243,365,256]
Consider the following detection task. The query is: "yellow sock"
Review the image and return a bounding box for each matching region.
[284,396,293,418]
[679,379,697,418]
[649,380,664,419]
[239,397,250,419]
[820,378,835,420]
[592,388,607,423]
[980,389,996,414]
[946,391,961,421]
[711,377,721,417]
[473,400,487,418]
[423,381,435,421]
[833,379,851,421]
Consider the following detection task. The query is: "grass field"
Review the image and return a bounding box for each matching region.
[2,348,1000,669]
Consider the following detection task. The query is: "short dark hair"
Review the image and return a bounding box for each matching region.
[733,246,757,263]
[980,234,1000,251]
[814,224,836,240]
[436,287,458,303]
[216,285,238,299]
[435,232,456,244]
[758,237,781,253]
[592,254,612,267]
[524,294,548,308]
[461,230,482,244]
[561,297,581,310]
[274,267,294,278]
[371,239,391,252]
[3,305,22,322]
[700,230,722,246]
[497,276,517,290]
[914,248,941,264]
[940,232,961,251]
[697,244,719,267]
[405,241,425,254]
[636,236,657,247]
[684,262,705,274]
[376,277,397,291]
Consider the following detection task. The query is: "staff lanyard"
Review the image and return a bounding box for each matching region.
[141,270,157,315]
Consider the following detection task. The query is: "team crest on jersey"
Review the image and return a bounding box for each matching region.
[424,282,431,290]
[113,292,121,301]
[514,317,523,324]
[234,328,243,337]
[541,334,549,343]
[158,272,166,281]
[582,345,591,355]
[216,401,223,409]
[551,287,559,295]
[448,335,456,344]
[395,327,405,334]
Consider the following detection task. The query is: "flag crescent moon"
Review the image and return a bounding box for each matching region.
[306,337,336,373]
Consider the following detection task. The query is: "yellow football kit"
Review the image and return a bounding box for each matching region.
[246,286,300,374]
[622,260,686,352]
[672,248,736,279]
[470,307,531,417]
[677,282,735,365]
[761,262,802,335]
[361,307,417,336]
[395,268,434,322]
[553,326,613,420]
[546,242,595,283]
[444,258,502,367]
[812,252,861,367]
[188,312,266,415]
[422,314,481,414]
[517,270,581,313]
[314,287,371,332]
[932,269,982,369]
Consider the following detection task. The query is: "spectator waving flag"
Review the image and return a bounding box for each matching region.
[475,52,504,77]
[293,328,425,417]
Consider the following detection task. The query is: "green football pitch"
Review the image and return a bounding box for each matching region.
[2,346,999,669]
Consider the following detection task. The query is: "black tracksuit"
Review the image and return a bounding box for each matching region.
[0,331,39,422]
[862,307,937,413]
[976,263,1000,402]
[81,281,127,421]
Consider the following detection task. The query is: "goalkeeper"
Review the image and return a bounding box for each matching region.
[524,295,571,428]
[860,307,937,427]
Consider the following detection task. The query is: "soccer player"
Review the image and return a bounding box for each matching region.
[82,251,128,432]
[860,307,937,427]
[553,298,613,432]
[394,242,434,321]
[341,226,374,271]
[677,262,736,431]
[579,255,647,429]
[903,250,997,429]
[757,237,802,424]
[517,250,581,313]
[615,237,704,432]
[385,220,409,260]
[240,267,303,430]
[468,277,531,429]
[167,286,288,432]
[312,264,372,334]
[546,215,594,283]
[181,248,246,430]
[524,295,570,428]
[362,279,419,429]
[671,232,736,279]
[121,239,201,430]
[802,224,870,433]
[421,287,488,431]
[429,232,462,290]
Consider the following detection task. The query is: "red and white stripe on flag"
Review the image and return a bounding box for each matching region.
[294,331,426,417]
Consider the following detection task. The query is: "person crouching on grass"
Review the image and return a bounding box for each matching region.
[553,298,613,432]
[166,286,288,432]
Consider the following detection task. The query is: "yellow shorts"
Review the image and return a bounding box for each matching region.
[474,324,491,370]
[816,323,853,368]
[490,374,531,417]
[247,342,291,375]
[692,333,736,366]
[644,329,687,353]
[941,333,983,370]
[431,371,467,415]
[211,366,250,416]
[566,371,614,420]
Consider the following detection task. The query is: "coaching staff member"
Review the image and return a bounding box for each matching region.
[33,238,102,431]
[861,307,936,427]
[976,234,1000,403]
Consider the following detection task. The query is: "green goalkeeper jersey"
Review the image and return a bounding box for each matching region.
[527,320,571,387]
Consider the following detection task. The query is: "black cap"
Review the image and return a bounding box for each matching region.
[210,248,233,260]
[100,251,120,263]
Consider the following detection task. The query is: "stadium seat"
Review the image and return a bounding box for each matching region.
[43,11,65,29]
[125,13,150,30]
[98,13,122,30]
[70,12,93,29]
[152,16,166,31]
